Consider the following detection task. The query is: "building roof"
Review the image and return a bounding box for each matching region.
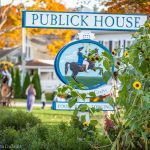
[0,47,22,59]
[93,30,134,35]
[25,60,53,67]
[0,49,14,58]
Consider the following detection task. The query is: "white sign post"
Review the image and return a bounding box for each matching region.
[22,10,147,112]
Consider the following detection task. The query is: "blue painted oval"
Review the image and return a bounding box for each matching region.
[54,39,114,90]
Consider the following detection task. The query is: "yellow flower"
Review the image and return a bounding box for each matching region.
[112,49,117,55]
[124,51,129,58]
[0,61,13,67]
[133,81,142,90]
[83,121,88,126]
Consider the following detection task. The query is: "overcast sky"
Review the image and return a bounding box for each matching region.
[1,0,104,9]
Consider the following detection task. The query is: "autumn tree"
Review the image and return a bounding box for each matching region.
[0,0,77,57]
[103,0,150,18]
[0,1,23,48]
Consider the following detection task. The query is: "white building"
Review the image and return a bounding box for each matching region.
[94,31,134,52]
[21,35,63,92]
[24,59,62,92]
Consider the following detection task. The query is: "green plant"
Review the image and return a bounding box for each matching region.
[14,68,21,98]
[32,71,42,99]
[14,123,110,150]
[104,21,150,150]
[0,128,18,146]
[56,21,150,150]
[0,110,41,131]
[10,68,15,88]
[45,92,56,101]
[22,72,30,98]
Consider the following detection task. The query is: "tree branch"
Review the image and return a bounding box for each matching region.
[0,25,21,36]
[0,0,15,30]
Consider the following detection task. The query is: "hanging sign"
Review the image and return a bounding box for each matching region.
[54,39,114,96]
[22,11,147,31]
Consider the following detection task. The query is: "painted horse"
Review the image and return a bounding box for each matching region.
[65,60,95,83]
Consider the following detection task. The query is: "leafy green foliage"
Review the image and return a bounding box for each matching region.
[89,92,96,97]
[56,21,150,150]
[22,72,30,98]
[45,92,56,101]
[14,68,21,98]
[68,98,77,108]
[32,71,42,99]
[0,109,41,131]
[10,68,15,89]
[105,21,150,150]
[0,108,110,150]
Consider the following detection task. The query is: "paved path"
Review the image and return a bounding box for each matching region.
[11,102,52,107]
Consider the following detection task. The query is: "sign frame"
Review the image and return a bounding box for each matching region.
[22,10,148,31]
[54,39,114,92]
[52,101,114,111]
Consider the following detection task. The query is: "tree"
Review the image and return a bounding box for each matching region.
[0,0,76,57]
[10,67,15,89]
[103,0,150,18]
[14,68,21,98]
[22,72,30,98]
[32,71,41,99]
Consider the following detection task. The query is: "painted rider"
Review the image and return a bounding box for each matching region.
[77,47,89,72]
[1,64,12,87]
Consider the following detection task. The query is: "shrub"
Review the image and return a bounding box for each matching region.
[45,92,56,101]
[10,68,15,88]
[15,123,110,150]
[15,123,90,150]
[32,72,42,99]
[0,128,18,146]
[0,110,41,131]
[22,72,30,98]
[0,110,110,150]
[14,68,21,98]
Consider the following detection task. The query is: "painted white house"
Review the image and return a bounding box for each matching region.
[94,31,134,52]
[23,59,62,91]
[21,35,63,92]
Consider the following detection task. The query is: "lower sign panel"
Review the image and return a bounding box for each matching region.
[52,101,114,111]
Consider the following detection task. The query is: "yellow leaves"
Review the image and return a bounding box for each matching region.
[0,41,5,49]
[47,29,77,57]
[0,0,76,53]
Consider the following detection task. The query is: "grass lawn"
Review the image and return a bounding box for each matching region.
[14,99,42,103]
[65,76,104,88]
[0,106,104,127]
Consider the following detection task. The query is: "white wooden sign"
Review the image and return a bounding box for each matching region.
[22,11,147,31]
[52,101,114,111]
[77,84,112,97]
[78,32,95,40]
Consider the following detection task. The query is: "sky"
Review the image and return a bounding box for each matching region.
[1,0,35,6]
[1,0,104,9]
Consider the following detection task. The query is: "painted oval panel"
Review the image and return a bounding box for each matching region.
[55,39,114,90]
